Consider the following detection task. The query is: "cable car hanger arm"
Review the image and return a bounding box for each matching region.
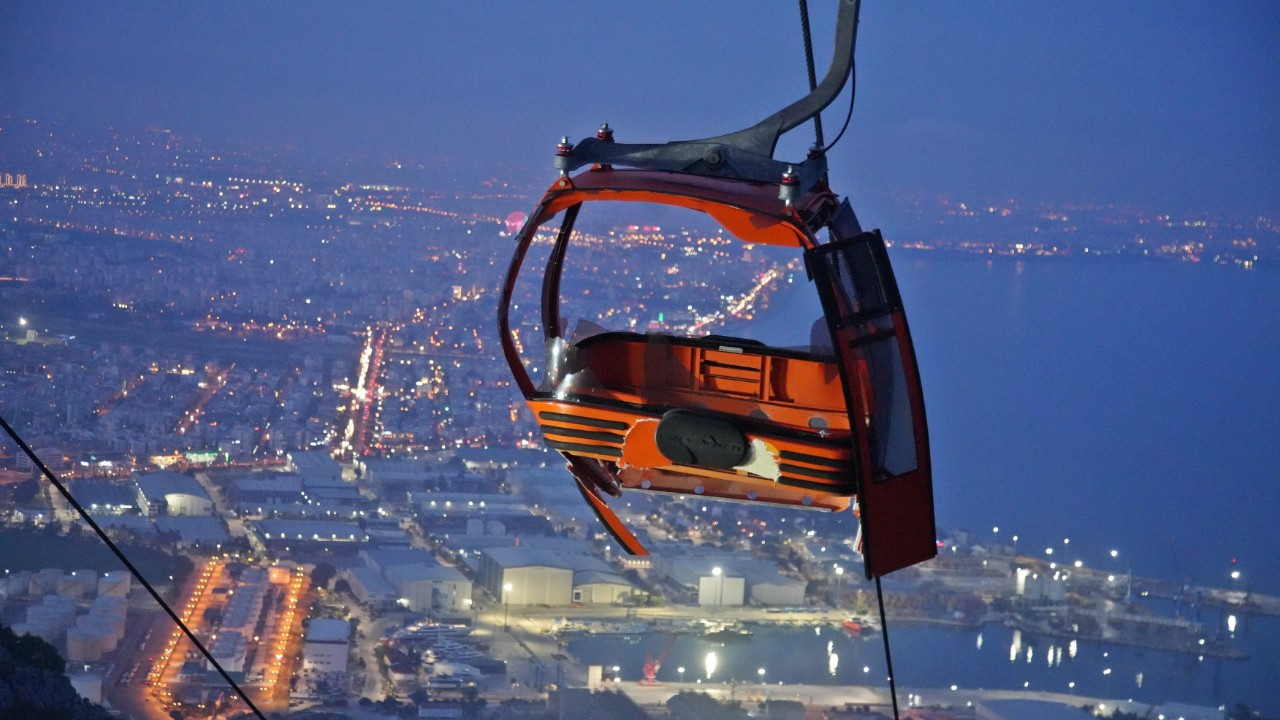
[556,0,860,192]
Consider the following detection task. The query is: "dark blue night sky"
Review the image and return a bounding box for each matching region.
[2,1,1277,212]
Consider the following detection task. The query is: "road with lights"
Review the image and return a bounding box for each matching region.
[117,558,314,718]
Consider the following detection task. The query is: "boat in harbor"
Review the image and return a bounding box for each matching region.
[553,619,652,636]
[700,622,753,644]
[425,639,488,662]
[393,620,467,642]
[842,616,880,637]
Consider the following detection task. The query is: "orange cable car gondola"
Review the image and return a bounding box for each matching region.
[498,0,935,579]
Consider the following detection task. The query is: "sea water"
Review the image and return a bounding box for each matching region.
[573,255,1280,712]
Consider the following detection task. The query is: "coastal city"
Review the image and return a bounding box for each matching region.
[1,117,1277,720]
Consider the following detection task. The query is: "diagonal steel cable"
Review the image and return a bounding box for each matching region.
[0,412,267,720]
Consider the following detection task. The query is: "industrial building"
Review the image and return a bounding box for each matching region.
[478,548,574,606]
[360,547,434,573]
[357,548,473,614]
[456,447,554,472]
[742,567,806,607]
[340,566,398,611]
[382,564,471,613]
[236,501,364,520]
[229,475,304,506]
[697,573,746,608]
[254,518,369,546]
[358,457,429,487]
[413,491,524,515]
[476,547,633,607]
[208,631,247,673]
[134,470,213,516]
[69,478,139,515]
[651,551,802,607]
[220,569,267,635]
[301,478,366,507]
[157,515,231,548]
[652,555,748,608]
[301,618,351,675]
[286,451,344,482]
[571,570,634,605]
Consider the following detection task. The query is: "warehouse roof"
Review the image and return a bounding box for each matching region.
[135,471,209,502]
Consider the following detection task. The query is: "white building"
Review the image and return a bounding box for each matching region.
[302,618,351,675]
[418,566,472,613]
[134,471,213,516]
[382,564,473,614]
[208,631,247,673]
[477,548,575,607]
[572,570,633,605]
[342,567,398,611]
[697,573,746,608]
[744,568,806,607]
[221,576,266,635]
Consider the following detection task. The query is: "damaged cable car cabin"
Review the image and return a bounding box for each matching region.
[497,0,936,579]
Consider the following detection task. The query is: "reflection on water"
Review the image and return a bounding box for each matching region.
[568,617,1280,713]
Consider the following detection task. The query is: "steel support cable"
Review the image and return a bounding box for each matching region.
[0,412,267,720]
[803,5,896,716]
[806,0,859,156]
[798,0,826,148]
[801,2,894,715]
[793,5,896,712]
[875,575,901,719]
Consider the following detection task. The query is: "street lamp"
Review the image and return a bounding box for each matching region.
[677,666,685,684]
[833,566,845,609]
[712,566,723,610]
[757,667,766,685]
[503,582,513,631]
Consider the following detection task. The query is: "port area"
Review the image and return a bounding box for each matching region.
[457,600,1230,720]
[920,552,1265,660]
[458,550,1272,697]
